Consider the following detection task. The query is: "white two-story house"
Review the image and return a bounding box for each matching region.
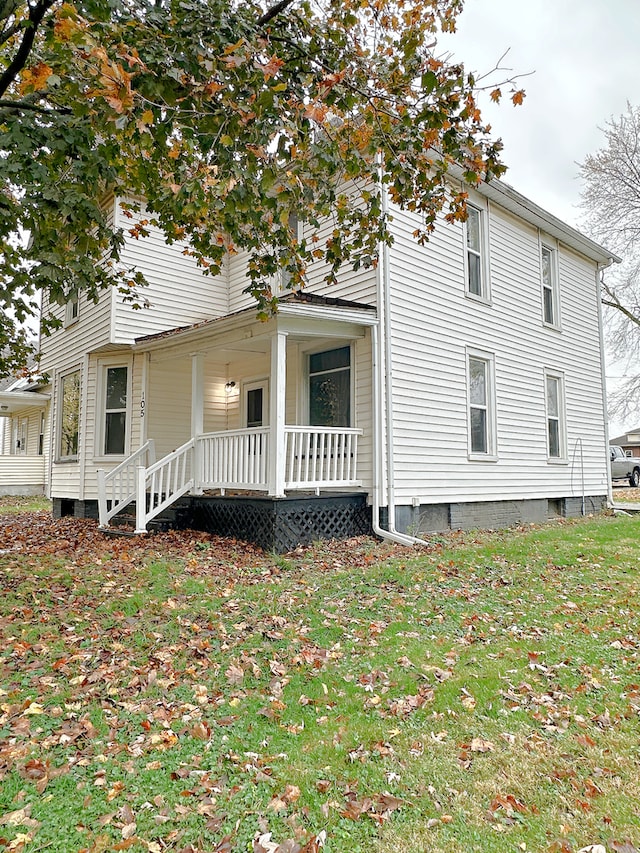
[0,175,617,550]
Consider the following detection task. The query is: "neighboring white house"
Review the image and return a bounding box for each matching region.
[0,175,617,548]
[0,372,50,496]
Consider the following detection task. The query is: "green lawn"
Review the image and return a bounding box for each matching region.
[1,506,639,853]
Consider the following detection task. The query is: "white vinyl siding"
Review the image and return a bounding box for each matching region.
[0,456,46,494]
[385,200,607,506]
[112,199,229,343]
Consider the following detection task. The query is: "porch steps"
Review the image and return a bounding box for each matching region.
[100,497,193,536]
[101,524,140,538]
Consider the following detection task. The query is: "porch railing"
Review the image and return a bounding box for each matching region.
[197,428,269,491]
[98,426,362,533]
[97,439,156,528]
[284,426,362,489]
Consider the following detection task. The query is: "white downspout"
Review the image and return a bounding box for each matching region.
[371,166,430,547]
[597,258,616,508]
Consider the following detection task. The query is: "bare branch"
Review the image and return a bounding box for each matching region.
[0,0,56,99]
[257,0,297,27]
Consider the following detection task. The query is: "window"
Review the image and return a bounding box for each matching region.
[464,204,489,300]
[467,351,496,458]
[541,243,560,327]
[309,346,351,427]
[247,388,263,427]
[59,370,80,459]
[12,418,27,455]
[38,412,45,456]
[65,297,79,327]
[244,380,268,428]
[280,213,303,292]
[103,366,128,455]
[545,372,566,460]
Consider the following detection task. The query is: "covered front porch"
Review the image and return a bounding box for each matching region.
[0,388,50,496]
[97,294,377,538]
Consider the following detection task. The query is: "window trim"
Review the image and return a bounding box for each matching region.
[241,378,269,428]
[38,411,45,456]
[278,213,304,294]
[540,238,561,330]
[12,417,27,455]
[57,367,81,463]
[544,369,567,463]
[466,348,497,461]
[463,201,491,304]
[64,296,79,328]
[95,359,132,460]
[303,342,354,428]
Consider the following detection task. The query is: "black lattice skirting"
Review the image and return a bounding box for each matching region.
[188,493,371,552]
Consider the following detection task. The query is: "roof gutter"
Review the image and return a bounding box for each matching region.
[448,165,621,266]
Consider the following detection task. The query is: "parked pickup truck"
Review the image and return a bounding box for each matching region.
[610,445,640,487]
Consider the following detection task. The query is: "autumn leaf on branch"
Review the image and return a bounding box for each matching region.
[0,0,524,374]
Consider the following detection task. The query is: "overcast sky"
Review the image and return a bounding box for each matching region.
[442,0,640,435]
[442,0,640,226]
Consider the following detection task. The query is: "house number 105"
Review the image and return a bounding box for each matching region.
[140,394,145,418]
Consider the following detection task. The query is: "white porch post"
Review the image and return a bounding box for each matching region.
[268,331,287,497]
[191,352,205,495]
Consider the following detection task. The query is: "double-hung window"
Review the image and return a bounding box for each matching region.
[467,350,496,458]
[59,370,80,460]
[545,371,566,461]
[541,242,560,328]
[464,204,489,301]
[65,296,79,327]
[38,412,45,456]
[103,366,129,455]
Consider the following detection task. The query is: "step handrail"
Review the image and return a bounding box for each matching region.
[97,439,156,528]
[135,438,195,532]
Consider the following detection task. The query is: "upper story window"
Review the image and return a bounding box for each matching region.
[65,296,79,327]
[467,349,497,459]
[464,204,490,302]
[59,369,80,459]
[280,213,303,292]
[545,371,566,461]
[541,242,560,328]
[309,346,351,427]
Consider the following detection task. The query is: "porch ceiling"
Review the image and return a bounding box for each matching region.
[0,390,50,416]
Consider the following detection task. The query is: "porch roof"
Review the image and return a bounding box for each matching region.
[133,291,377,351]
[0,389,50,416]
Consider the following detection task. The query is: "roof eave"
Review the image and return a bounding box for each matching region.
[448,167,620,266]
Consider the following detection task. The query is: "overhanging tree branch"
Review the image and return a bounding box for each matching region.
[0,0,56,98]
[0,95,70,113]
[257,0,297,28]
